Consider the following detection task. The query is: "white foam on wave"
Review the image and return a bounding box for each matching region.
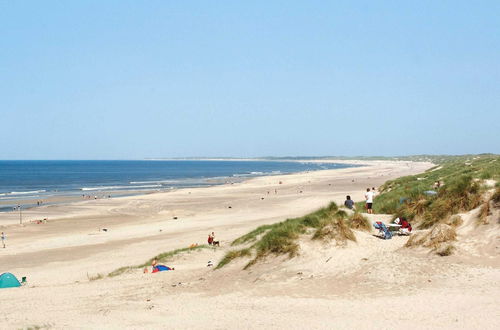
[81,185,162,191]
[6,190,46,195]
[233,170,282,177]
[130,180,178,184]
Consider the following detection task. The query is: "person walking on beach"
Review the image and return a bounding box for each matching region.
[365,188,374,214]
[1,232,6,248]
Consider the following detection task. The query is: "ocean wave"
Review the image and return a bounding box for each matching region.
[130,180,178,184]
[81,185,162,191]
[5,190,46,195]
[233,170,282,177]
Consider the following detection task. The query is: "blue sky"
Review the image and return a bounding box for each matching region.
[1,1,499,159]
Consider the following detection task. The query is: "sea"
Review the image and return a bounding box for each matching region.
[0,160,358,212]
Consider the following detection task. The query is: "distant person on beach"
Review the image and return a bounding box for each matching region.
[209,232,220,246]
[344,196,354,210]
[365,188,374,214]
[1,232,6,248]
[150,258,174,272]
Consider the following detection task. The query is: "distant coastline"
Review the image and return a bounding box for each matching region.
[0,159,361,213]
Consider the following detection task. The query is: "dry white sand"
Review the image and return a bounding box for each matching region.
[1,160,499,329]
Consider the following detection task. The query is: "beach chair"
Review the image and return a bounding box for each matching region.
[373,222,392,239]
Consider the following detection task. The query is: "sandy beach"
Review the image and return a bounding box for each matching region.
[1,160,499,329]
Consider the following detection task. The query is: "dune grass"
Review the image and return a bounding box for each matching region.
[215,248,252,269]
[405,223,457,255]
[218,202,360,269]
[355,155,499,228]
[108,244,209,277]
[231,224,276,246]
[348,212,370,231]
[312,216,355,243]
[492,187,500,205]
[477,199,491,225]
[436,244,455,257]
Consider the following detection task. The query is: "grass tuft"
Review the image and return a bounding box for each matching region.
[312,215,356,244]
[477,200,491,225]
[436,244,455,256]
[348,212,370,231]
[405,223,457,255]
[446,215,463,228]
[216,248,252,269]
[491,187,500,206]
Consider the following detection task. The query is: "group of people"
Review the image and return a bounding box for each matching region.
[343,187,377,214]
[341,187,415,239]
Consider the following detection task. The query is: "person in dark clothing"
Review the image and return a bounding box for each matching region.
[344,195,355,209]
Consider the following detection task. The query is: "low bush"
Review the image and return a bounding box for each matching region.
[348,212,370,231]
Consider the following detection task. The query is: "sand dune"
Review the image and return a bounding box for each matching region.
[1,160,499,329]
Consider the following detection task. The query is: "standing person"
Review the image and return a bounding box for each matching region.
[344,195,355,210]
[1,232,5,248]
[208,232,214,245]
[365,188,374,214]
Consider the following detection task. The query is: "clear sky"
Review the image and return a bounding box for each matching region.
[1,1,499,159]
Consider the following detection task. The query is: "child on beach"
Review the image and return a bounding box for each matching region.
[1,232,5,248]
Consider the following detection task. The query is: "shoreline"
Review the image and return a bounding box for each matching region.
[0,159,363,217]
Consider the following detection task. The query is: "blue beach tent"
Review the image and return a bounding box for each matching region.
[0,272,21,288]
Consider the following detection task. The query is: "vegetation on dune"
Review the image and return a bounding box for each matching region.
[215,248,252,269]
[219,154,499,268]
[445,215,464,228]
[477,199,491,225]
[312,216,355,243]
[218,202,361,269]
[231,224,276,246]
[436,244,455,257]
[348,212,371,231]
[356,154,499,228]
[108,245,209,278]
[405,223,457,255]
[491,187,500,205]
